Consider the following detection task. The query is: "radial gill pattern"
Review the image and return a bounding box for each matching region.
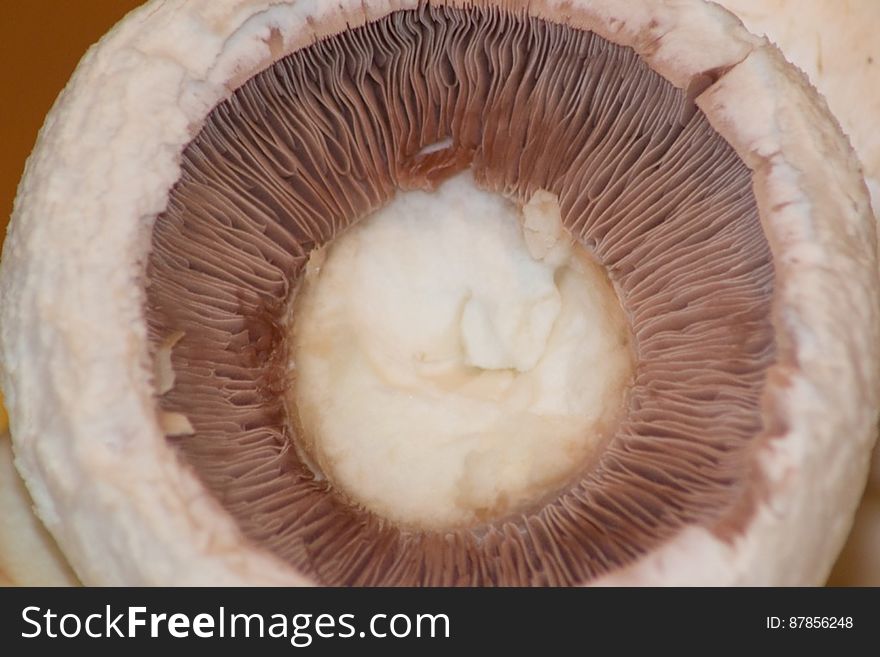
[146,5,775,585]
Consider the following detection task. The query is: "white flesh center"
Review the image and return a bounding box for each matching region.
[289,173,633,529]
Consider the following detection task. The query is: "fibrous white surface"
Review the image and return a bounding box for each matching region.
[292,175,631,528]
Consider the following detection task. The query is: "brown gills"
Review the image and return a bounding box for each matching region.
[146,5,775,585]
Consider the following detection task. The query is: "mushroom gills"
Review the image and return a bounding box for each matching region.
[147,5,775,586]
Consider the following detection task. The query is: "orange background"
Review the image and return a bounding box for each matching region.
[0,1,145,240]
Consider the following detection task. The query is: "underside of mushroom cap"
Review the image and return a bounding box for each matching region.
[0,0,877,586]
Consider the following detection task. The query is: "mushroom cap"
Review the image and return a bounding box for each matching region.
[1,0,877,585]
[717,0,880,493]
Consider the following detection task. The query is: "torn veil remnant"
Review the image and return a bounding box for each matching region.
[1,0,877,586]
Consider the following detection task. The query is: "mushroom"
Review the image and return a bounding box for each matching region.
[0,0,877,585]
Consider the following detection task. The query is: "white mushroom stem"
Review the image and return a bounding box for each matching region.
[289,175,633,529]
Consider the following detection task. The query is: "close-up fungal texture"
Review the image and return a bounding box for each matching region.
[0,0,878,586]
[150,7,772,586]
